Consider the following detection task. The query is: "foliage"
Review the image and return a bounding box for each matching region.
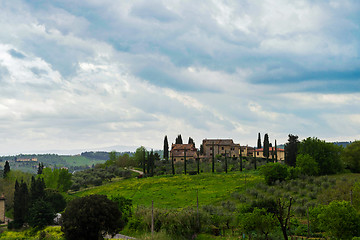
[109,195,133,230]
[310,201,360,239]
[27,199,55,229]
[3,161,10,178]
[299,137,343,175]
[342,141,360,173]
[39,168,72,192]
[163,135,169,161]
[263,133,270,161]
[0,226,64,240]
[12,180,29,229]
[257,133,262,149]
[61,194,121,240]
[296,154,319,176]
[239,208,277,239]
[284,134,299,167]
[175,134,183,144]
[44,189,66,213]
[260,163,288,185]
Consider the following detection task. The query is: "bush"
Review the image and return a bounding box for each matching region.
[260,163,288,185]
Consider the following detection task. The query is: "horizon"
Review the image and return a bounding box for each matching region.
[0,1,359,155]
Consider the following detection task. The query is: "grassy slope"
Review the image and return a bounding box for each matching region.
[73,171,262,208]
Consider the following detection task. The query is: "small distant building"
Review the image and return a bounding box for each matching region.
[170,144,198,162]
[255,147,285,161]
[202,139,241,158]
[16,158,38,162]
[0,194,5,223]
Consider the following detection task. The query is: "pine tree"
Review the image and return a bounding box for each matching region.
[163,136,169,161]
[3,161,10,178]
[175,134,183,144]
[263,133,270,162]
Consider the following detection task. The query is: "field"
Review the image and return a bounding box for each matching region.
[61,155,106,167]
[72,171,263,208]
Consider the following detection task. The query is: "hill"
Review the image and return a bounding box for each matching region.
[72,171,262,208]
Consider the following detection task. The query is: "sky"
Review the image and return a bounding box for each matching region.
[0,0,359,155]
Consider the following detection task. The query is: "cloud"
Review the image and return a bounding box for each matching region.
[0,0,359,154]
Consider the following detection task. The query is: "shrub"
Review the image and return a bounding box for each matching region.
[260,163,288,185]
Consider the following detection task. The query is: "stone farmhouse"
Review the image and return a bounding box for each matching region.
[170,143,198,162]
[202,139,241,158]
[255,147,285,161]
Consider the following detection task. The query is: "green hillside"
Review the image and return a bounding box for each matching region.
[72,171,262,208]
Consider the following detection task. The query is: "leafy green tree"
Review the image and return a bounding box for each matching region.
[341,141,360,173]
[260,163,288,185]
[311,201,360,239]
[110,196,132,230]
[299,137,343,175]
[296,154,319,176]
[284,134,299,167]
[133,146,146,167]
[263,133,270,162]
[44,189,66,213]
[240,208,277,239]
[163,135,169,161]
[3,161,10,178]
[57,168,72,192]
[61,195,121,240]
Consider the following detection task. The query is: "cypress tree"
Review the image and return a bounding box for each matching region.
[13,180,29,228]
[196,152,200,174]
[150,150,154,177]
[188,137,195,147]
[263,133,270,162]
[3,161,10,178]
[142,148,146,175]
[239,146,243,172]
[37,163,44,175]
[171,153,175,175]
[175,134,183,144]
[146,152,150,176]
[275,140,278,162]
[163,136,169,161]
[257,133,262,149]
[284,134,299,167]
[253,147,257,170]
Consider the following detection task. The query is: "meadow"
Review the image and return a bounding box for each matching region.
[73,171,262,208]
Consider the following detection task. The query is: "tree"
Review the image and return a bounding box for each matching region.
[240,208,277,239]
[284,134,299,167]
[37,163,44,175]
[163,136,169,161]
[61,195,121,240]
[109,195,133,230]
[44,189,66,213]
[311,201,360,239]
[299,137,343,175]
[275,140,278,162]
[260,163,288,185]
[341,141,360,173]
[149,150,154,177]
[184,149,187,175]
[3,161,10,178]
[30,176,45,203]
[199,144,204,155]
[274,197,293,240]
[296,154,319,176]
[257,133,262,149]
[27,199,55,229]
[263,133,270,162]
[175,134,183,144]
[188,137,195,147]
[13,180,29,228]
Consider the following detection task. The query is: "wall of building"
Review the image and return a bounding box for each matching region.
[0,198,5,223]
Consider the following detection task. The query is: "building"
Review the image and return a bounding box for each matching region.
[15,158,38,162]
[240,146,255,157]
[202,139,240,158]
[255,147,285,161]
[170,144,198,162]
[0,194,5,223]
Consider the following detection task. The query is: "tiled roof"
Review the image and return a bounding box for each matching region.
[203,139,237,146]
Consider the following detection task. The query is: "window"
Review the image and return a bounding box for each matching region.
[221,147,224,150]
[210,147,213,150]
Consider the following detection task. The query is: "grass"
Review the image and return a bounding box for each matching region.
[72,170,263,208]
